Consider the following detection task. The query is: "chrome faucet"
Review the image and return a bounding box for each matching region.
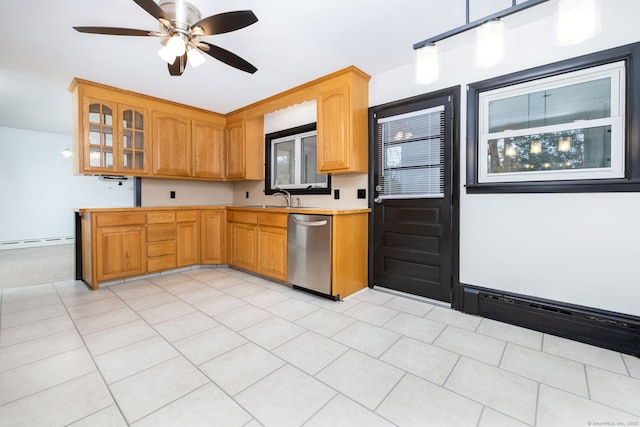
[273,189,291,207]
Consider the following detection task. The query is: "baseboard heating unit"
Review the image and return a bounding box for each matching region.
[459,284,640,357]
[0,236,74,250]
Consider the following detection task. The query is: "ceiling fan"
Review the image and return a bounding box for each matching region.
[74,0,258,76]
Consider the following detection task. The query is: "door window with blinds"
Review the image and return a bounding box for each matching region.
[377,106,445,199]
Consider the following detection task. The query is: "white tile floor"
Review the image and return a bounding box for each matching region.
[0,266,639,426]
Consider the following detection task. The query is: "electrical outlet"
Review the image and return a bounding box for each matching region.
[357,189,366,199]
[334,189,340,199]
[170,191,176,199]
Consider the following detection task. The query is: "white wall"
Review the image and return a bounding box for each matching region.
[232,100,369,209]
[369,0,640,316]
[0,127,133,242]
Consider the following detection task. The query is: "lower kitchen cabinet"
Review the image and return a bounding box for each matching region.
[83,212,147,289]
[95,225,146,283]
[200,210,225,264]
[176,211,199,267]
[146,211,176,272]
[228,211,288,281]
[78,207,367,295]
[257,213,288,281]
[228,211,258,271]
[331,212,368,298]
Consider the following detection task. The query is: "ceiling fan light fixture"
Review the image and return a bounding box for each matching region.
[187,46,206,67]
[158,43,177,64]
[167,34,187,56]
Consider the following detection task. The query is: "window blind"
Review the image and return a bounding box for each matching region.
[377,105,445,199]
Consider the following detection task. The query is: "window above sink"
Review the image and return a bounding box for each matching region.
[264,123,332,196]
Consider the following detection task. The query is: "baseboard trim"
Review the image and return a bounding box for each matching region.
[0,236,74,250]
[459,284,640,357]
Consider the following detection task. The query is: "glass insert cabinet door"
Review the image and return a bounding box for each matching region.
[83,98,148,173]
[120,105,147,173]
[86,99,115,171]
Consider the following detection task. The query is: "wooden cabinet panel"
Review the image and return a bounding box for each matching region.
[95,225,146,282]
[331,213,368,298]
[96,212,146,227]
[225,117,264,180]
[225,121,245,179]
[148,255,177,272]
[176,211,198,222]
[147,223,176,242]
[232,211,258,225]
[153,112,191,176]
[193,120,225,179]
[201,210,225,264]
[177,212,199,267]
[257,225,287,281]
[317,86,351,172]
[147,241,176,257]
[147,212,175,224]
[231,222,257,271]
[258,212,288,228]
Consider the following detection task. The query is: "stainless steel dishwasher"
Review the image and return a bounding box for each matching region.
[288,214,336,299]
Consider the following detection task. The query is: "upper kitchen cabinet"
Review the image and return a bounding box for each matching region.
[226,66,369,175]
[70,78,226,181]
[193,119,225,179]
[75,96,150,175]
[225,113,264,180]
[317,70,369,174]
[152,110,191,177]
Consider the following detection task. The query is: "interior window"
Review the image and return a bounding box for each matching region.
[265,123,331,195]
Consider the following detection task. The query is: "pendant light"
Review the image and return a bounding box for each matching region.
[476,19,504,68]
[412,0,550,84]
[557,0,598,45]
[415,44,439,84]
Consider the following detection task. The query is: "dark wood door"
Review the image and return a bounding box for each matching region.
[371,93,455,303]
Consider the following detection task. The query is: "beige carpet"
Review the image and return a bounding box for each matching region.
[0,244,74,290]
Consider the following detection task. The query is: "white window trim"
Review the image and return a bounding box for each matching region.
[270,129,327,190]
[478,61,626,183]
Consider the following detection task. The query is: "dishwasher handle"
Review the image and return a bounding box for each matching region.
[292,218,328,227]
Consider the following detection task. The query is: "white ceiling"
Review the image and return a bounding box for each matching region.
[0,0,517,135]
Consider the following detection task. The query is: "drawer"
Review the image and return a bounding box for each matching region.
[147,211,176,224]
[176,211,198,222]
[258,212,288,228]
[148,255,176,272]
[147,241,176,257]
[147,224,176,242]
[232,211,258,225]
[96,212,146,227]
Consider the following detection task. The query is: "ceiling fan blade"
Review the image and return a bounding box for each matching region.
[168,53,187,76]
[73,26,154,36]
[199,42,257,74]
[132,0,166,21]
[193,11,258,35]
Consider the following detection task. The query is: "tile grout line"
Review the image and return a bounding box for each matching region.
[49,282,129,425]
